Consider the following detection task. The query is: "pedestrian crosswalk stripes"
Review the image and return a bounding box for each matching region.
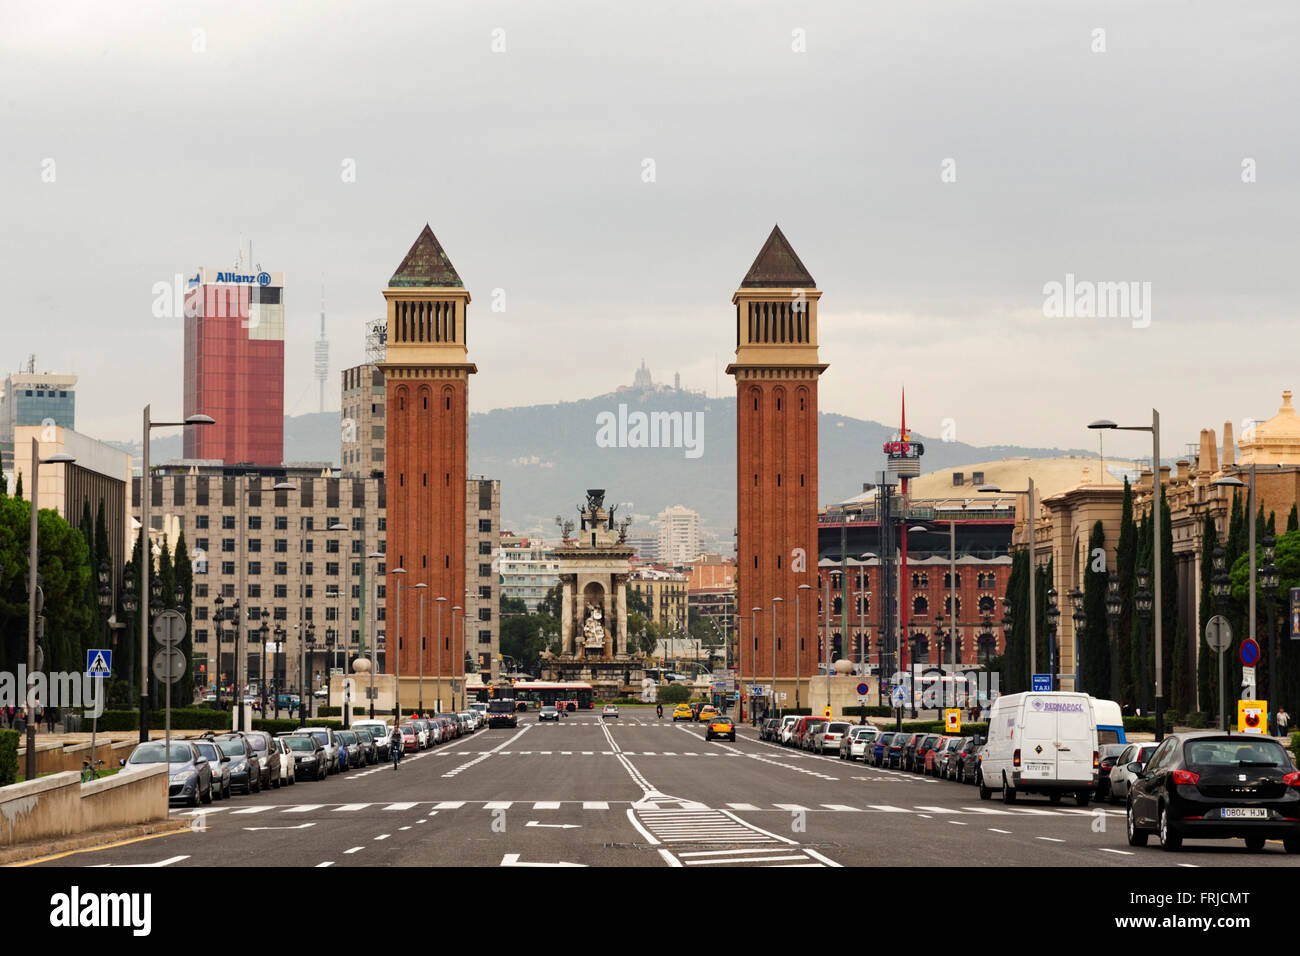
[173,800,1126,818]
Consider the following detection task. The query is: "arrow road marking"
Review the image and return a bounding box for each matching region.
[500,853,586,867]
[525,821,581,829]
[243,823,317,832]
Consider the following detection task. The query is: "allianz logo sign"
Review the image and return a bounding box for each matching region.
[214,271,272,286]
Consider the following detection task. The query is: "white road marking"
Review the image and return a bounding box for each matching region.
[820,804,862,812]
[1100,848,1132,855]
[866,805,910,813]
[988,828,1012,834]
[282,804,323,813]
[658,849,682,866]
[432,801,466,809]
[333,804,371,812]
[344,846,364,854]
[582,801,609,810]
[533,801,561,810]
[230,806,274,815]
[1036,837,1066,843]
[315,861,333,867]
[384,802,418,811]
[500,853,585,867]
[727,803,760,811]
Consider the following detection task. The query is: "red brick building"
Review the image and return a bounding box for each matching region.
[727,226,826,700]
[379,226,475,702]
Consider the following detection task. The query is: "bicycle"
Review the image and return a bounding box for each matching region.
[80,759,104,783]
[391,741,402,770]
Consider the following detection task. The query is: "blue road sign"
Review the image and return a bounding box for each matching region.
[856,682,869,696]
[1031,674,1052,692]
[1240,638,1260,667]
[86,649,112,676]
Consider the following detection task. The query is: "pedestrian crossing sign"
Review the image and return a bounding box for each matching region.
[86,649,112,676]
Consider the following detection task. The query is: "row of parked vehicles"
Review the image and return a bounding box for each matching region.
[118,704,491,806]
[761,692,1300,853]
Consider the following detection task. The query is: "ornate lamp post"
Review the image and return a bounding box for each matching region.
[120,566,139,701]
[1046,586,1060,690]
[1068,587,1084,694]
[1136,569,1153,718]
[1212,547,1231,730]
[1262,535,1279,734]
[1106,572,1122,701]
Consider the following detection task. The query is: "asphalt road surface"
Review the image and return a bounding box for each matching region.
[29,715,1300,868]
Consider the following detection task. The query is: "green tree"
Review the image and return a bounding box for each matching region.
[1115,478,1136,705]
[174,532,195,704]
[1082,521,1110,695]
[1289,504,1299,533]
[539,583,562,619]
[13,472,22,500]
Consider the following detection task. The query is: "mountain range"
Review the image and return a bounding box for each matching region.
[114,385,1090,546]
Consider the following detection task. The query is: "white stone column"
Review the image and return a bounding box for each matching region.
[603,578,613,660]
[561,575,574,655]
[615,575,628,657]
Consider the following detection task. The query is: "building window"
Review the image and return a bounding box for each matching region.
[274,562,287,576]
[274,584,288,599]
[913,595,928,617]
[326,562,339,576]
[221,561,235,575]
[944,572,961,589]
[478,519,492,533]
[952,472,964,486]
[248,516,261,530]
[479,541,492,555]
[196,515,209,529]
[275,539,288,553]
[479,563,491,578]
[222,538,235,553]
[478,629,492,644]
[972,471,984,486]
[248,539,261,553]
[222,515,235,530]
[478,607,491,621]
[247,584,261,598]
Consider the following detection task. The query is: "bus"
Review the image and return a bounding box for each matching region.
[510,681,595,710]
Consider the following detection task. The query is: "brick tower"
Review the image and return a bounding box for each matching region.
[727,226,826,711]
[380,225,475,707]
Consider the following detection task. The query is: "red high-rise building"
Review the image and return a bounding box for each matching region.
[727,226,827,709]
[183,267,285,465]
[379,226,475,706]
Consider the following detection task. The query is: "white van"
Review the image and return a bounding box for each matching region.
[979,691,1098,806]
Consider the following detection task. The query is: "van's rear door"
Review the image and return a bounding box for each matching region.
[1018,695,1057,783]
[1053,697,1095,783]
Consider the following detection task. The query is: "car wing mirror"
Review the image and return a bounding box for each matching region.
[1126,761,1145,776]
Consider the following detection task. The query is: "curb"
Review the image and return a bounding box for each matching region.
[0,817,191,866]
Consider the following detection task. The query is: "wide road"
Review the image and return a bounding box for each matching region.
[26,713,1300,868]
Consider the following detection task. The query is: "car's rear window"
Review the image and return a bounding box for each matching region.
[1185,739,1289,768]
[878,733,895,744]
[285,737,315,752]
[827,723,850,733]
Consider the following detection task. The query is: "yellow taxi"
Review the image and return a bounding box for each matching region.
[672,704,694,722]
[697,705,721,722]
[705,714,736,742]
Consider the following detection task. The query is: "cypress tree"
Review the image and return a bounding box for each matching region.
[14,472,22,500]
[1160,485,1177,714]
[1116,478,1136,705]
[1083,521,1110,695]
[174,532,195,705]
[1288,504,1298,533]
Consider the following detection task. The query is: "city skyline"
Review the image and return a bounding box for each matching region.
[5,1,1297,463]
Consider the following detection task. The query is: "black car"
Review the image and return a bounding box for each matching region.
[280,733,328,781]
[885,732,913,769]
[948,736,984,782]
[1126,732,1300,853]
[212,734,261,794]
[961,742,986,785]
[761,718,781,742]
[353,728,379,765]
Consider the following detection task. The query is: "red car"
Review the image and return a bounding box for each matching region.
[398,724,419,754]
[924,737,952,774]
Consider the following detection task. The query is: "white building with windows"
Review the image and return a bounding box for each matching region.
[656,504,700,566]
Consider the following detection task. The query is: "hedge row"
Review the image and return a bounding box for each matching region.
[96,709,232,732]
[318,706,389,718]
[0,729,19,786]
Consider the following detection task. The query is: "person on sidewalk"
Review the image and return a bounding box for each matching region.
[46,707,55,733]
[1277,707,1291,738]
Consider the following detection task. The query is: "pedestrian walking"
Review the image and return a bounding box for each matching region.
[1277,707,1291,738]
[46,707,55,733]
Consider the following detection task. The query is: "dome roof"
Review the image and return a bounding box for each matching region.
[1239,390,1300,465]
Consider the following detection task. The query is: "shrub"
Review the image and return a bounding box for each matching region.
[1291,731,1300,769]
[658,684,691,704]
[95,709,231,732]
[0,729,19,787]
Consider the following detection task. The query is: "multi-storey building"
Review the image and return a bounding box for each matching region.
[136,465,387,698]
[183,267,285,466]
[340,362,385,478]
[628,569,689,635]
[625,532,659,564]
[656,504,700,566]
[465,477,501,681]
[499,535,561,611]
[686,555,736,656]
[1,366,76,480]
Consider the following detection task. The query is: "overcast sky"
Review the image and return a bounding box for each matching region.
[3,0,1297,464]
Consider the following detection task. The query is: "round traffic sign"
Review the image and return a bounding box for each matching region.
[153,609,187,646]
[152,647,186,684]
[1205,615,1232,653]
[1240,638,1260,667]
[856,682,869,696]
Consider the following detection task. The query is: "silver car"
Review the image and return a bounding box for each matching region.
[1108,742,1160,803]
[192,738,231,800]
[120,740,213,807]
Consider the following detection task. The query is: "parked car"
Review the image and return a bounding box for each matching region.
[236,730,281,789]
[705,715,736,742]
[335,730,363,769]
[895,733,923,771]
[120,740,213,807]
[1126,732,1300,852]
[1108,742,1160,804]
[759,718,780,741]
[932,737,963,777]
[293,727,341,774]
[779,715,800,745]
[870,731,898,767]
[539,705,560,722]
[1095,743,1131,801]
[272,737,297,786]
[435,714,463,738]
[280,733,328,781]
[192,738,231,800]
[924,737,954,775]
[905,734,940,772]
[798,719,829,751]
[353,727,378,765]
[838,724,880,761]
[352,721,391,761]
[948,736,984,781]
[961,742,987,785]
[397,724,419,754]
[212,734,261,794]
[811,721,852,755]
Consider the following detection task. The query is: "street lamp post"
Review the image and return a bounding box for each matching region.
[1136,569,1153,716]
[392,568,406,721]
[750,607,762,720]
[1212,546,1231,730]
[1106,573,1122,702]
[1090,412,1163,740]
[120,568,138,702]
[1068,587,1084,694]
[1262,536,1279,734]
[451,604,463,709]
[366,552,383,718]
[770,596,783,716]
[435,596,448,711]
[795,583,810,711]
[1046,587,1060,689]
[980,479,1036,682]
[138,408,213,743]
[415,584,428,714]
[273,625,286,718]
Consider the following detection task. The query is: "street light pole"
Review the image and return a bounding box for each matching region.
[366,552,383,719]
[980,479,1036,682]
[415,585,428,714]
[392,568,406,721]
[796,583,810,711]
[451,604,463,709]
[436,595,446,712]
[751,607,761,720]
[1262,536,1279,734]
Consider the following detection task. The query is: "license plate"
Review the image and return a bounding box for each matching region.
[1026,761,1052,774]
[1221,808,1268,819]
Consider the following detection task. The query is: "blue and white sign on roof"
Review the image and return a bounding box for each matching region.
[86,649,112,676]
[1031,674,1053,692]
